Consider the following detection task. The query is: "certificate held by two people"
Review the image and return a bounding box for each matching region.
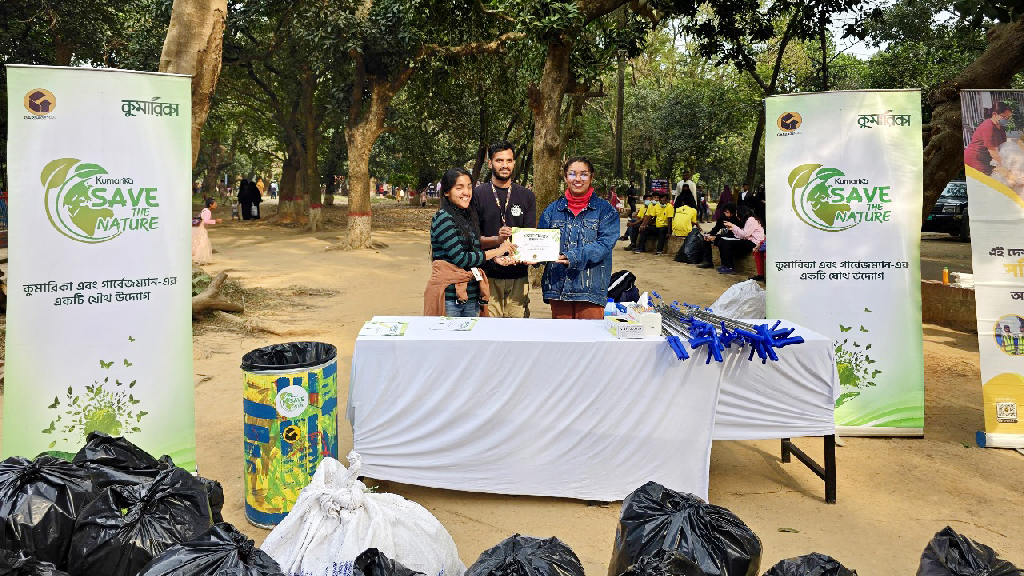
[511,228,561,262]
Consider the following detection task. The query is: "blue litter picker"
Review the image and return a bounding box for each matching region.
[652,291,804,363]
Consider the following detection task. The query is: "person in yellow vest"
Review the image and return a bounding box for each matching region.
[672,186,699,238]
[622,193,653,251]
[635,193,674,254]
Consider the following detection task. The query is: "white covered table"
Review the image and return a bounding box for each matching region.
[346,316,838,502]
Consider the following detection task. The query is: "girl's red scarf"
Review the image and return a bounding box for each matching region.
[565,187,594,216]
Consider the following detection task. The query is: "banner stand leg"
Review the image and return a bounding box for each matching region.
[780,436,837,504]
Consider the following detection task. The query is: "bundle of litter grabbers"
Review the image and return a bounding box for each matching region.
[649,292,805,364]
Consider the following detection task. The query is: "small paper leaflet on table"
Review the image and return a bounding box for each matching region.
[359,321,408,337]
[428,317,478,331]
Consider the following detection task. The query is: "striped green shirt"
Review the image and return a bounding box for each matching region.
[431,209,486,302]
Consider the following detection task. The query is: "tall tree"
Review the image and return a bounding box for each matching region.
[339,0,523,248]
[922,14,1024,219]
[159,0,229,169]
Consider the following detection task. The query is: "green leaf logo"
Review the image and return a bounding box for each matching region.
[788,164,857,232]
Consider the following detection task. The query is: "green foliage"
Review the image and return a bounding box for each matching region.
[192,269,212,297]
[834,316,880,408]
[860,0,986,120]
[43,376,147,448]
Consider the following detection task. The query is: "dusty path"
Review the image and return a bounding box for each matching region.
[182,204,1024,574]
[0,202,1016,574]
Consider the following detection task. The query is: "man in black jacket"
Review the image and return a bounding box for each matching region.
[470,141,537,317]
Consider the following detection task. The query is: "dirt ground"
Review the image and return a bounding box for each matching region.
[6,202,1024,574]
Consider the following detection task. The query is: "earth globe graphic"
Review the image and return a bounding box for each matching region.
[60,180,114,237]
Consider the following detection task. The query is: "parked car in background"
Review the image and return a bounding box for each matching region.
[923,180,969,241]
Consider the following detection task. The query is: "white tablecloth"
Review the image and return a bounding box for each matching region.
[346,317,838,501]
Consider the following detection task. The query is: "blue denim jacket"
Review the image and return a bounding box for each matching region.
[538,195,620,306]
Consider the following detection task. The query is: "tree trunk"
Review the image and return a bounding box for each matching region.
[345,128,374,248]
[278,148,301,222]
[471,94,488,182]
[922,19,1024,219]
[300,68,322,232]
[819,18,828,92]
[529,39,573,208]
[159,0,228,169]
[614,51,625,178]
[744,106,766,186]
[201,140,221,198]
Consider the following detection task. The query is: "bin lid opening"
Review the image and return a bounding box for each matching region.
[241,342,338,371]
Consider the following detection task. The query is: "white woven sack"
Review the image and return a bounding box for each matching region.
[710,279,766,319]
[262,452,466,576]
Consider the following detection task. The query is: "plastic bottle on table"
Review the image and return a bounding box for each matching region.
[605,298,619,317]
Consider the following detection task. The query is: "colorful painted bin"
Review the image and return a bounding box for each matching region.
[240,342,338,527]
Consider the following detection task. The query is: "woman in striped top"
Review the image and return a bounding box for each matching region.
[429,167,514,317]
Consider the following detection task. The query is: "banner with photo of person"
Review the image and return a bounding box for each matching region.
[4,65,196,467]
[961,89,1024,448]
[766,90,925,436]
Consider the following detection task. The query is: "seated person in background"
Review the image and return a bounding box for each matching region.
[622,193,653,249]
[703,205,764,275]
[750,213,767,282]
[636,193,673,254]
[671,188,699,261]
[696,202,739,269]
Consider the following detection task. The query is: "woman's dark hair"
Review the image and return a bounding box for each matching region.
[992,102,1013,116]
[204,197,216,208]
[720,202,738,222]
[562,156,595,176]
[737,204,754,224]
[674,187,697,210]
[438,167,481,242]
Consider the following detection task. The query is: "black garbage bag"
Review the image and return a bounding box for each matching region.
[608,482,761,576]
[620,549,706,576]
[240,342,337,371]
[195,478,224,524]
[917,526,1022,576]
[66,466,213,576]
[0,549,70,576]
[72,432,170,489]
[763,553,857,576]
[0,455,96,567]
[676,227,703,264]
[138,523,283,576]
[354,548,425,576]
[467,534,585,576]
[73,432,225,523]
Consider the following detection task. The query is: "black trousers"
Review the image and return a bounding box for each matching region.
[638,226,669,252]
[702,237,755,267]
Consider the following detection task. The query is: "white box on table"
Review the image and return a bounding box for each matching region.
[606,317,644,339]
[625,304,662,338]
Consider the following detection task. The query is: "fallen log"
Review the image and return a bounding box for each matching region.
[192,271,243,319]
